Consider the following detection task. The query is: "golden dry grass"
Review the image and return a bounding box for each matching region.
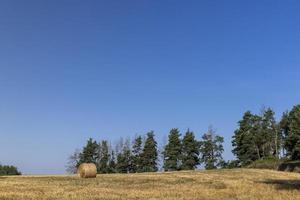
[0,169,300,200]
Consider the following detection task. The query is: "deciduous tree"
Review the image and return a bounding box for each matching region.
[200,126,224,169]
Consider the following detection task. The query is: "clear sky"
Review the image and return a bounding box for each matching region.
[0,0,300,174]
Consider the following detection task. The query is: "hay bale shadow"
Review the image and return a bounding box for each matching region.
[260,179,300,190]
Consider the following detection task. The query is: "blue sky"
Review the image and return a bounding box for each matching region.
[0,0,300,174]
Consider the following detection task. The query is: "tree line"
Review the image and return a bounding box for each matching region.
[2,104,299,175]
[67,127,224,174]
[232,105,300,166]
[0,165,21,176]
[67,104,300,173]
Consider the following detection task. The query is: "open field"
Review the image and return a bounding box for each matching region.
[0,169,300,200]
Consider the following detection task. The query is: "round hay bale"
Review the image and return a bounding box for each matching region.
[77,163,97,178]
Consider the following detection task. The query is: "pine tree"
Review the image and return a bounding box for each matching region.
[108,150,116,173]
[200,126,224,169]
[140,131,158,172]
[260,108,279,158]
[132,135,143,172]
[232,111,262,165]
[116,139,132,173]
[282,105,300,160]
[163,128,182,171]
[280,111,290,139]
[232,108,281,166]
[0,165,21,176]
[181,129,200,170]
[251,114,263,160]
[97,140,110,173]
[78,138,99,166]
[279,111,290,156]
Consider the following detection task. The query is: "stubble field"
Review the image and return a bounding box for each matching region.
[0,169,300,200]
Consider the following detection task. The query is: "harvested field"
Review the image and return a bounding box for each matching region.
[0,169,300,200]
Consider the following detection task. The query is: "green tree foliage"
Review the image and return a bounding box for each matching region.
[69,128,224,173]
[232,108,279,166]
[232,111,260,165]
[116,139,132,173]
[181,129,200,170]
[78,138,99,166]
[281,105,300,160]
[68,104,300,173]
[0,165,21,176]
[260,108,280,158]
[108,150,116,173]
[280,111,290,140]
[97,140,110,173]
[140,131,158,172]
[200,126,224,169]
[163,128,182,171]
[279,111,290,156]
[131,135,143,172]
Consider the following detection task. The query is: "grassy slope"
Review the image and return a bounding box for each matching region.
[0,169,300,200]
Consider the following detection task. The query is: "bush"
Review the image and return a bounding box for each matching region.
[246,158,284,170]
[0,165,21,176]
